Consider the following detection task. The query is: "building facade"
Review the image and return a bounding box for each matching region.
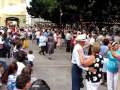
[0,0,27,27]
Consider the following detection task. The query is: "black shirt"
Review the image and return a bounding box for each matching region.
[86,54,104,83]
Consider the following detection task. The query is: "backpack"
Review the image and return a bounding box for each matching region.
[29,79,50,90]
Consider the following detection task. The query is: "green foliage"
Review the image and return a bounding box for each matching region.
[27,0,83,24]
[27,0,120,24]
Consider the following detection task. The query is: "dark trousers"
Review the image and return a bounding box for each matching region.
[66,40,71,52]
[39,46,46,55]
[72,64,83,90]
[36,38,39,45]
[54,42,57,49]
[0,60,8,70]
[45,43,48,54]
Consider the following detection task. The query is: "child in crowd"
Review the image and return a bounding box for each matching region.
[27,50,35,67]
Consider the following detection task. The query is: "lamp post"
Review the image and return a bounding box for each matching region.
[60,9,63,28]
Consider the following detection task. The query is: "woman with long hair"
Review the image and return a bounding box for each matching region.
[77,42,104,90]
[2,62,18,90]
[108,42,120,90]
[106,42,120,90]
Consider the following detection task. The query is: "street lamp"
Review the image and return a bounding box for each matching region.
[60,9,63,28]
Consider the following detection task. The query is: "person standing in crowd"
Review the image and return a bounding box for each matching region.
[4,32,12,58]
[43,29,49,37]
[109,43,120,90]
[28,30,32,40]
[66,31,72,52]
[15,50,26,76]
[19,29,26,41]
[61,30,65,47]
[96,32,105,44]
[71,34,85,90]
[35,30,40,45]
[43,29,49,53]
[13,38,23,58]
[27,50,35,67]
[1,62,18,90]
[71,34,96,90]
[99,38,109,85]
[106,42,120,90]
[70,34,76,53]
[53,31,57,49]
[47,32,55,60]
[0,33,6,58]
[56,32,62,49]
[15,74,31,90]
[114,33,120,43]
[85,43,104,90]
[39,32,47,55]
[22,38,29,49]
[0,31,13,69]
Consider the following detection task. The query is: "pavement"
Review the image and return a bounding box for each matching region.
[29,41,107,90]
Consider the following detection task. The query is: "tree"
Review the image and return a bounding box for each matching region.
[27,0,59,24]
[27,0,89,24]
[83,0,120,22]
[27,0,120,24]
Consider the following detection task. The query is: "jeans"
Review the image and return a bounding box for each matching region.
[72,64,83,90]
[36,38,39,45]
[0,59,8,70]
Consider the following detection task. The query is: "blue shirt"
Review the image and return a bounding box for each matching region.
[100,45,109,58]
[107,50,120,73]
[7,75,17,90]
[44,32,48,37]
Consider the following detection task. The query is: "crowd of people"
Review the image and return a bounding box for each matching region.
[0,26,50,90]
[69,24,120,90]
[0,22,119,90]
[29,23,120,90]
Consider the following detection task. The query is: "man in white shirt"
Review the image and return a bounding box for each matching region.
[65,31,72,52]
[39,33,47,55]
[72,34,89,90]
[35,30,40,45]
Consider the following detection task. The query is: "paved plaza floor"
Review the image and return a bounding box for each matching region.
[29,41,107,90]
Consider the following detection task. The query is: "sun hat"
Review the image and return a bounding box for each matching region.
[75,34,86,41]
[112,42,118,46]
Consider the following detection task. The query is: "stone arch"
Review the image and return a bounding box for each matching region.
[6,17,19,26]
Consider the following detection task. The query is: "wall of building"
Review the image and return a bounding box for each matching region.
[0,0,26,26]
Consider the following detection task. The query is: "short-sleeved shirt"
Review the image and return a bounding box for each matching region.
[86,54,104,83]
[72,44,89,71]
[107,50,120,73]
